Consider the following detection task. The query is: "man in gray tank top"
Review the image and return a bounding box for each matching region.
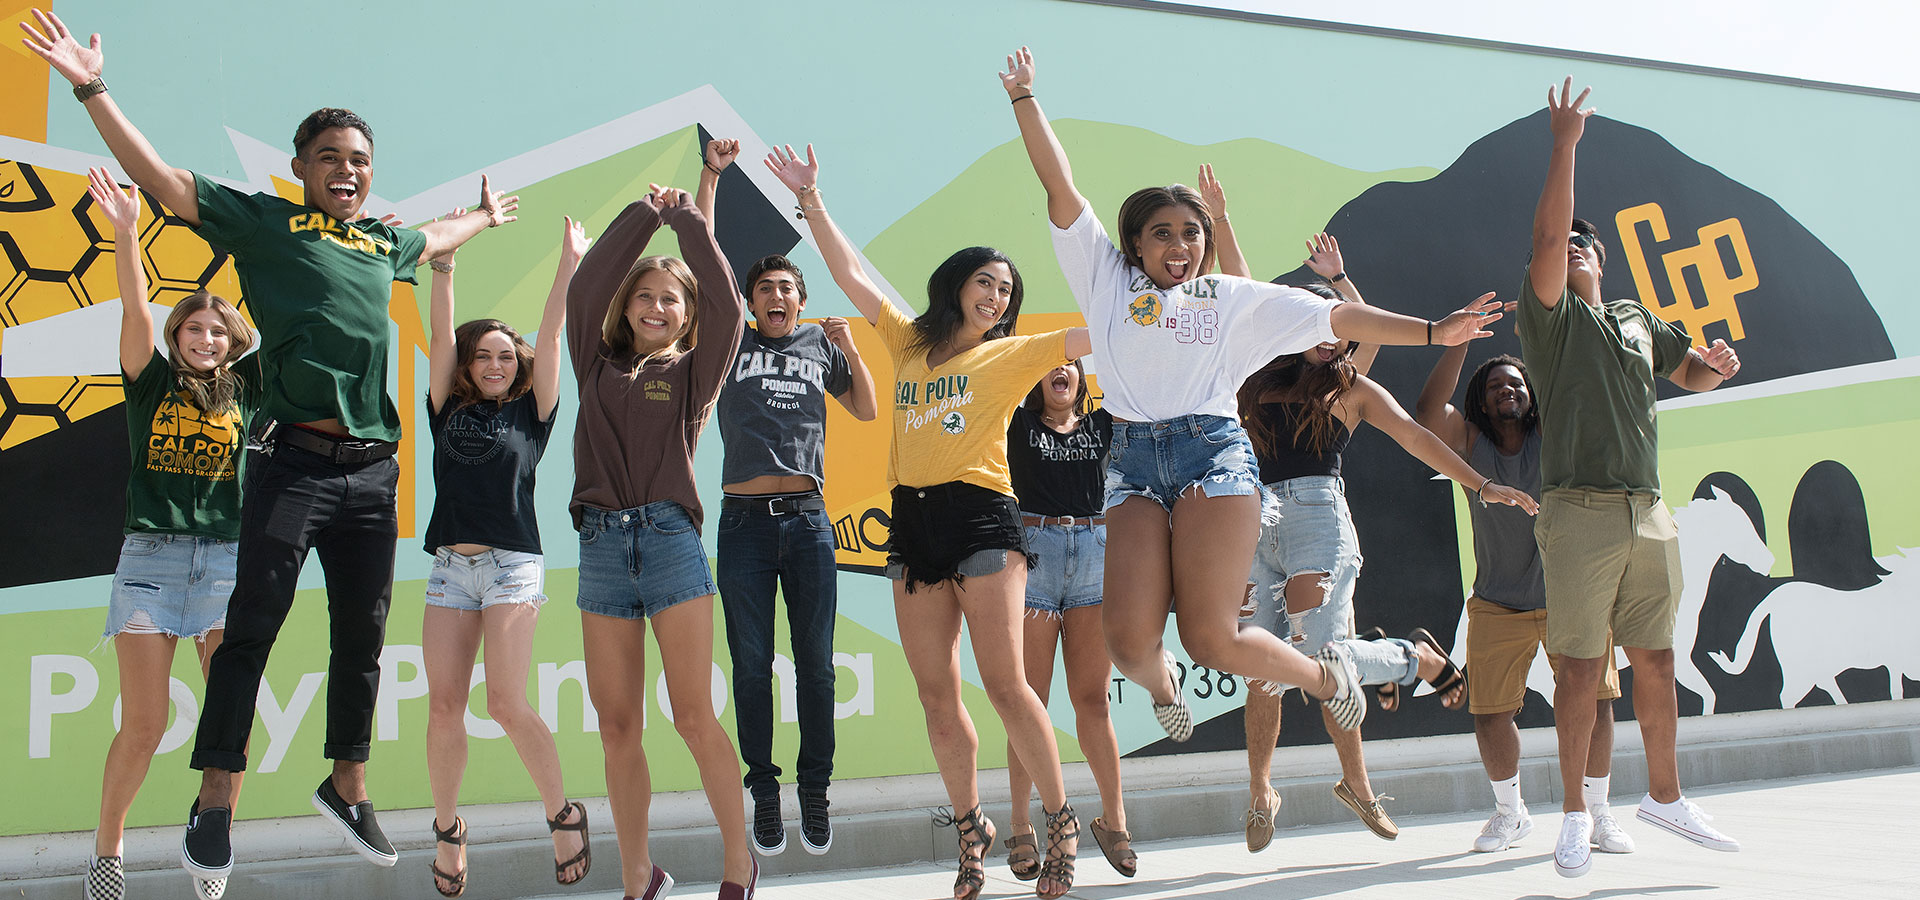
[1418,349,1624,855]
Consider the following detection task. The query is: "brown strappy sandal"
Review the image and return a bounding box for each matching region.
[1038,803,1079,900]
[933,805,996,900]
[430,816,466,898]
[548,800,592,886]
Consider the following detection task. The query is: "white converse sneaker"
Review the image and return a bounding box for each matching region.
[1472,807,1532,852]
[1553,811,1593,878]
[1636,794,1739,851]
[1590,802,1636,853]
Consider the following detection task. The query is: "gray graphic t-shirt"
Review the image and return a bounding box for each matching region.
[717,323,853,488]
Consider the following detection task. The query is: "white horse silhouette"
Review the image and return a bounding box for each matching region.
[1670,487,1776,713]
[1710,547,1920,706]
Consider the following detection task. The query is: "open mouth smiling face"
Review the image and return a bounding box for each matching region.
[749,270,804,339]
[175,309,232,372]
[292,125,373,222]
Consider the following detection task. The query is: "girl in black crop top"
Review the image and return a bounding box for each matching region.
[419,217,588,894]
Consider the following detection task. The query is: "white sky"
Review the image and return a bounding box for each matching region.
[1164,1,1919,95]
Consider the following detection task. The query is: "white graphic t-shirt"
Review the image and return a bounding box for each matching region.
[1050,203,1339,422]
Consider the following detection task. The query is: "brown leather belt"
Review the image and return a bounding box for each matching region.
[1021,514,1105,527]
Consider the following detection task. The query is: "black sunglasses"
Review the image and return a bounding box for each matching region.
[1569,232,1597,250]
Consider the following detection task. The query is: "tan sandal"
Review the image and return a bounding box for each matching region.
[1005,826,1040,881]
[1090,816,1136,878]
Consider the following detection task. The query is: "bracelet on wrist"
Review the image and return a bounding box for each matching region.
[1706,361,1731,378]
[429,259,455,274]
[73,76,108,103]
[1330,271,1348,283]
[794,204,825,220]
[1011,92,1036,105]
[704,160,724,176]
[1425,320,1433,346]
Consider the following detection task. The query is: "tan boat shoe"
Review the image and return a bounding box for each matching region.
[1334,779,1399,840]
[1244,788,1282,852]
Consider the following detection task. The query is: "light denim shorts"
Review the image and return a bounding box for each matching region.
[576,502,717,620]
[104,533,237,640]
[1104,415,1262,513]
[425,548,547,611]
[1022,522,1106,614]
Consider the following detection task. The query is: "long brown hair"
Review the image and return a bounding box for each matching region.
[600,255,700,376]
[1236,283,1356,457]
[447,318,535,411]
[162,291,254,415]
[1022,359,1089,418]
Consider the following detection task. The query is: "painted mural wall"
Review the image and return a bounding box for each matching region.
[2,0,1914,835]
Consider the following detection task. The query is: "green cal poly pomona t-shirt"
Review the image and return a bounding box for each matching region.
[1516,278,1692,495]
[122,349,263,539]
[189,173,428,442]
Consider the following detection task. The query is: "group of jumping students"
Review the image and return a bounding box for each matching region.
[27,6,1741,898]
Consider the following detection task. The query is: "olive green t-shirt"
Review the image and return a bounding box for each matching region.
[122,349,262,539]
[1516,278,1691,495]
[189,173,427,442]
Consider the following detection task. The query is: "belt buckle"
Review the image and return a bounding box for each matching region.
[765,497,788,516]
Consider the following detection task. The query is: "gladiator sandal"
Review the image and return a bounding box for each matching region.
[1038,803,1080,900]
[932,805,997,900]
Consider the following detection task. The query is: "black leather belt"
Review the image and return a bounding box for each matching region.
[274,425,399,464]
[722,493,826,515]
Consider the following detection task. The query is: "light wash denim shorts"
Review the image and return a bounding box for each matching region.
[576,502,717,619]
[1022,522,1106,614]
[1104,415,1262,513]
[424,548,547,611]
[104,533,236,640]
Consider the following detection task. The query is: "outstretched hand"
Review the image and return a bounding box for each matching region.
[763,144,819,197]
[1198,164,1227,221]
[1547,76,1595,146]
[1429,292,1504,346]
[19,8,100,87]
[86,167,139,232]
[1303,233,1344,280]
[560,215,591,263]
[476,175,520,228]
[705,138,741,172]
[1480,483,1540,515]
[1699,339,1740,380]
[1001,46,1035,97]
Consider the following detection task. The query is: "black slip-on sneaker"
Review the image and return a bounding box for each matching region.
[181,800,234,879]
[311,777,398,867]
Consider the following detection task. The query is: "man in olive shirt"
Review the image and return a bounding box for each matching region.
[24,8,518,884]
[1518,79,1744,880]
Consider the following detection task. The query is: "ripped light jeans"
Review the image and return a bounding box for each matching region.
[1241,475,1419,689]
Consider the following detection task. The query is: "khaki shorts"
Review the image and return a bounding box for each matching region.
[1465,596,1621,715]
[1537,488,1683,659]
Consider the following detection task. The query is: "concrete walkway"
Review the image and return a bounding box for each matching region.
[548,767,1917,900]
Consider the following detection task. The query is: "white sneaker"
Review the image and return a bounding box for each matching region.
[1636,795,1739,851]
[1472,807,1533,852]
[1590,802,1636,853]
[1554,811,1593,878]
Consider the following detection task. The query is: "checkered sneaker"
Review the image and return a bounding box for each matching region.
[1315,645,1365,731]
[84,855,124,900]
[194,875,228,900]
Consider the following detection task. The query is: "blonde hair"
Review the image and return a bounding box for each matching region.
[600,255,700,376]
[162,291,254,415]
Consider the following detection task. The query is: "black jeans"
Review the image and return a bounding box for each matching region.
[716,505,837,799]
[190,445,399,772]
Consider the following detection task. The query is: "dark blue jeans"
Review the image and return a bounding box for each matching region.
[716,505,837,799]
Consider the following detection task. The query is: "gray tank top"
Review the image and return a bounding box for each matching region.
[1468,429,1546,611]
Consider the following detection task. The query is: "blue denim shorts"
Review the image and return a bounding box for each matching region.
[104,533,237,640]
[1023,522,1106,614]
[576,502,717,619]
[1243,476,1362,646]
[1104,415,1262,513]
[425,548,547,611]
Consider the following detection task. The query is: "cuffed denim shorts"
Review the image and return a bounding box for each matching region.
[576,502,717,619]
[425,548,547,611]
[104,533,237,640]
[1023,522,1105,614]
[1104,415,1262,513]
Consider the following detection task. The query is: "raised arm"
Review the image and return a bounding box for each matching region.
[694,138,739,226]
[533,216,589,420]
[1350,376,1538,514]
[1330,291,1502,347]
[1003,47,1087,229]
[1414,343,1474,456]
[425,207,465,414]
[656,186,744,399]
[1527,78,1594,309]
[1299,232,1385,375]
[821,316,879,421]
[764,144,898,326]
[568,193,666,375]
[23,10,197,224]
[1199,164,1250,278]
[87,168,155,380]
[416,175,518,262]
